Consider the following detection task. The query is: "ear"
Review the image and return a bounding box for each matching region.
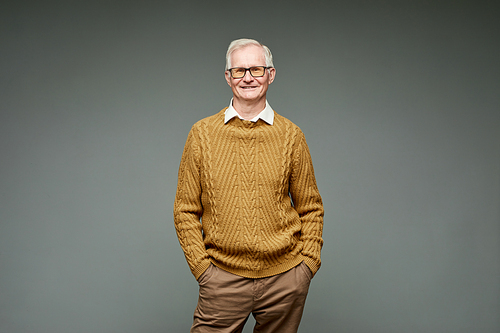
[267,67,276,84]
[225,71,232,86]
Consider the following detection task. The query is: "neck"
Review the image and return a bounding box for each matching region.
[232,97,266,120]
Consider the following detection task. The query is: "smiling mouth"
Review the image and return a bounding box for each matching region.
[241,86,256,89]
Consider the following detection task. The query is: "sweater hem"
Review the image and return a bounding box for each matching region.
[210,255,306,279]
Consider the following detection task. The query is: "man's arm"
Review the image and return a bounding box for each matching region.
[173,127,211,280]
[289,131,324,276]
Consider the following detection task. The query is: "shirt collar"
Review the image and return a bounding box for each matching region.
[224,99,274,125]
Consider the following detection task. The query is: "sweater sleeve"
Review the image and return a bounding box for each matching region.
[289,131,324,276]
[173,126,211,280]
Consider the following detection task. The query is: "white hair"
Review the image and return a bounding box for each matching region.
[225,38,274,71]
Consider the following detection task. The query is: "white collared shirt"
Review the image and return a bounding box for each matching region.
[224,99,274,125]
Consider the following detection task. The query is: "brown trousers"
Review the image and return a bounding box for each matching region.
[190,262,313,333]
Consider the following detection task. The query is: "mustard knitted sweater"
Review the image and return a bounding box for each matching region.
[174,109,324,280]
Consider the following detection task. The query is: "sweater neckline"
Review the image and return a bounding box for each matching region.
[226,115,268,128]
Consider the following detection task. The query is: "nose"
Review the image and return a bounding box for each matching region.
[242,69,254,81]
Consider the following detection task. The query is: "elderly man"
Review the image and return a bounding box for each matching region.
[174,38,324,333]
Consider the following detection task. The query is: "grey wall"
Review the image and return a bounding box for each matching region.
[1,1,498,332]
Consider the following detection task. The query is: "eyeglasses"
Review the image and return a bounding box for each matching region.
[228,66,270,79]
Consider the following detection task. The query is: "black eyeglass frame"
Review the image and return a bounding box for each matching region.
[227,66,272,78]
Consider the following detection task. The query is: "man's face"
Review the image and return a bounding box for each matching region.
[225,45,276,104]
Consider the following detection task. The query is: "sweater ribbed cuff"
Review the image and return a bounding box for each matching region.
[193,260,211,281]
[302,255,321,277]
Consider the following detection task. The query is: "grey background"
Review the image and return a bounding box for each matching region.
[1,1,499,332]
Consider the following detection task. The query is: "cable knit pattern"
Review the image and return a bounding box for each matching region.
[174,108,324,280]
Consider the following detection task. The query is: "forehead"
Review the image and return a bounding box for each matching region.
[230,45,266,67]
